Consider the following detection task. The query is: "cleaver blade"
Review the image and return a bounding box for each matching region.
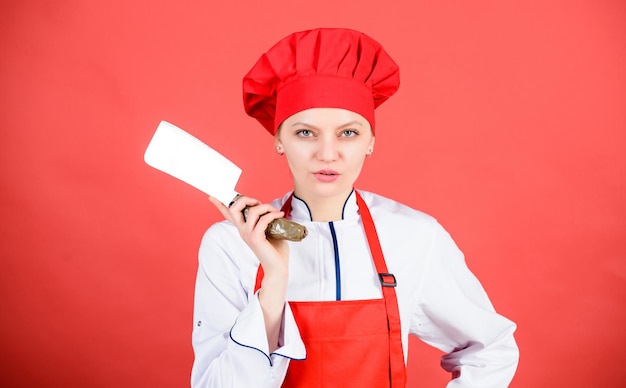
[144,120,241,206]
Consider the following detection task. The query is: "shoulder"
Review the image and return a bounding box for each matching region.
[201,219,237,244]
[356,190,453,242]
[357,190,438,225]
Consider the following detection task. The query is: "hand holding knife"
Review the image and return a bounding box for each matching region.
[144,121,308,242]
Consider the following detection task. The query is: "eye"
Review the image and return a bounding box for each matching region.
[340,129,359,137]
[295,129,313,137]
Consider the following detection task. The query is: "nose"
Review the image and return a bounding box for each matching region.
[316,136,339,161]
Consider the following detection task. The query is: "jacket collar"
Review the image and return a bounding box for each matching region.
[287,189,359,222]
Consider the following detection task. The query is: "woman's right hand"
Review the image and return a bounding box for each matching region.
[208,195,290,276]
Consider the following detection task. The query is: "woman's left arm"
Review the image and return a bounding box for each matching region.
[410,222,519,387]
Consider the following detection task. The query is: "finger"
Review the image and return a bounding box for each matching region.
[242,203,282,226]
[208,195,259,225]
[228,196,261,223]
[228,194,242,208]
[227,195,259,213]
[257,210,286,233]
[247,210,286,245]
[239,204,282,234]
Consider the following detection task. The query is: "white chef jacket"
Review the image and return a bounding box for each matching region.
[191,189,519,387]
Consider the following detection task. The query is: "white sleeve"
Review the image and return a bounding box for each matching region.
[410,222,519,387]
[191,223,305,388]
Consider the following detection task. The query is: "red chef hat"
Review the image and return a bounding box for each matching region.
[242,28,400,135]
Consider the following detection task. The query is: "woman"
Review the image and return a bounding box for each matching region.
[191,28,519,387]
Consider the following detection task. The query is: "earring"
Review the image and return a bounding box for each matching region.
[276,145,283,155]
[367,149,373,157]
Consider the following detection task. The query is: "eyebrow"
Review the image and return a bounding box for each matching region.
[289,120,365,129]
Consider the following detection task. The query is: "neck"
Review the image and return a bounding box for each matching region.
[294,190,353,222]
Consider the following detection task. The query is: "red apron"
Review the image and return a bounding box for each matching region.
[254,191,407,387]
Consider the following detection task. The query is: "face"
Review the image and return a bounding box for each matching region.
[275,108,375,203]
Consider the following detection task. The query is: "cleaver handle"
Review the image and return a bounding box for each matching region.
[234,199,308,242]
[264,216,308,242]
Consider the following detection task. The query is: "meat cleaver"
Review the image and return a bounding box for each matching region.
[144,120,307,241]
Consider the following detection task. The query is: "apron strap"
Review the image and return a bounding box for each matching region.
[355,191,407,387]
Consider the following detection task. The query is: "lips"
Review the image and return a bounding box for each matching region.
[314,169,340,182]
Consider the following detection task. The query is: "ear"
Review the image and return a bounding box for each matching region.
[274,135,285,155]
[368,136,375,151]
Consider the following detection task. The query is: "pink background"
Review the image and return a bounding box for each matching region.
[1,0,624,386]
